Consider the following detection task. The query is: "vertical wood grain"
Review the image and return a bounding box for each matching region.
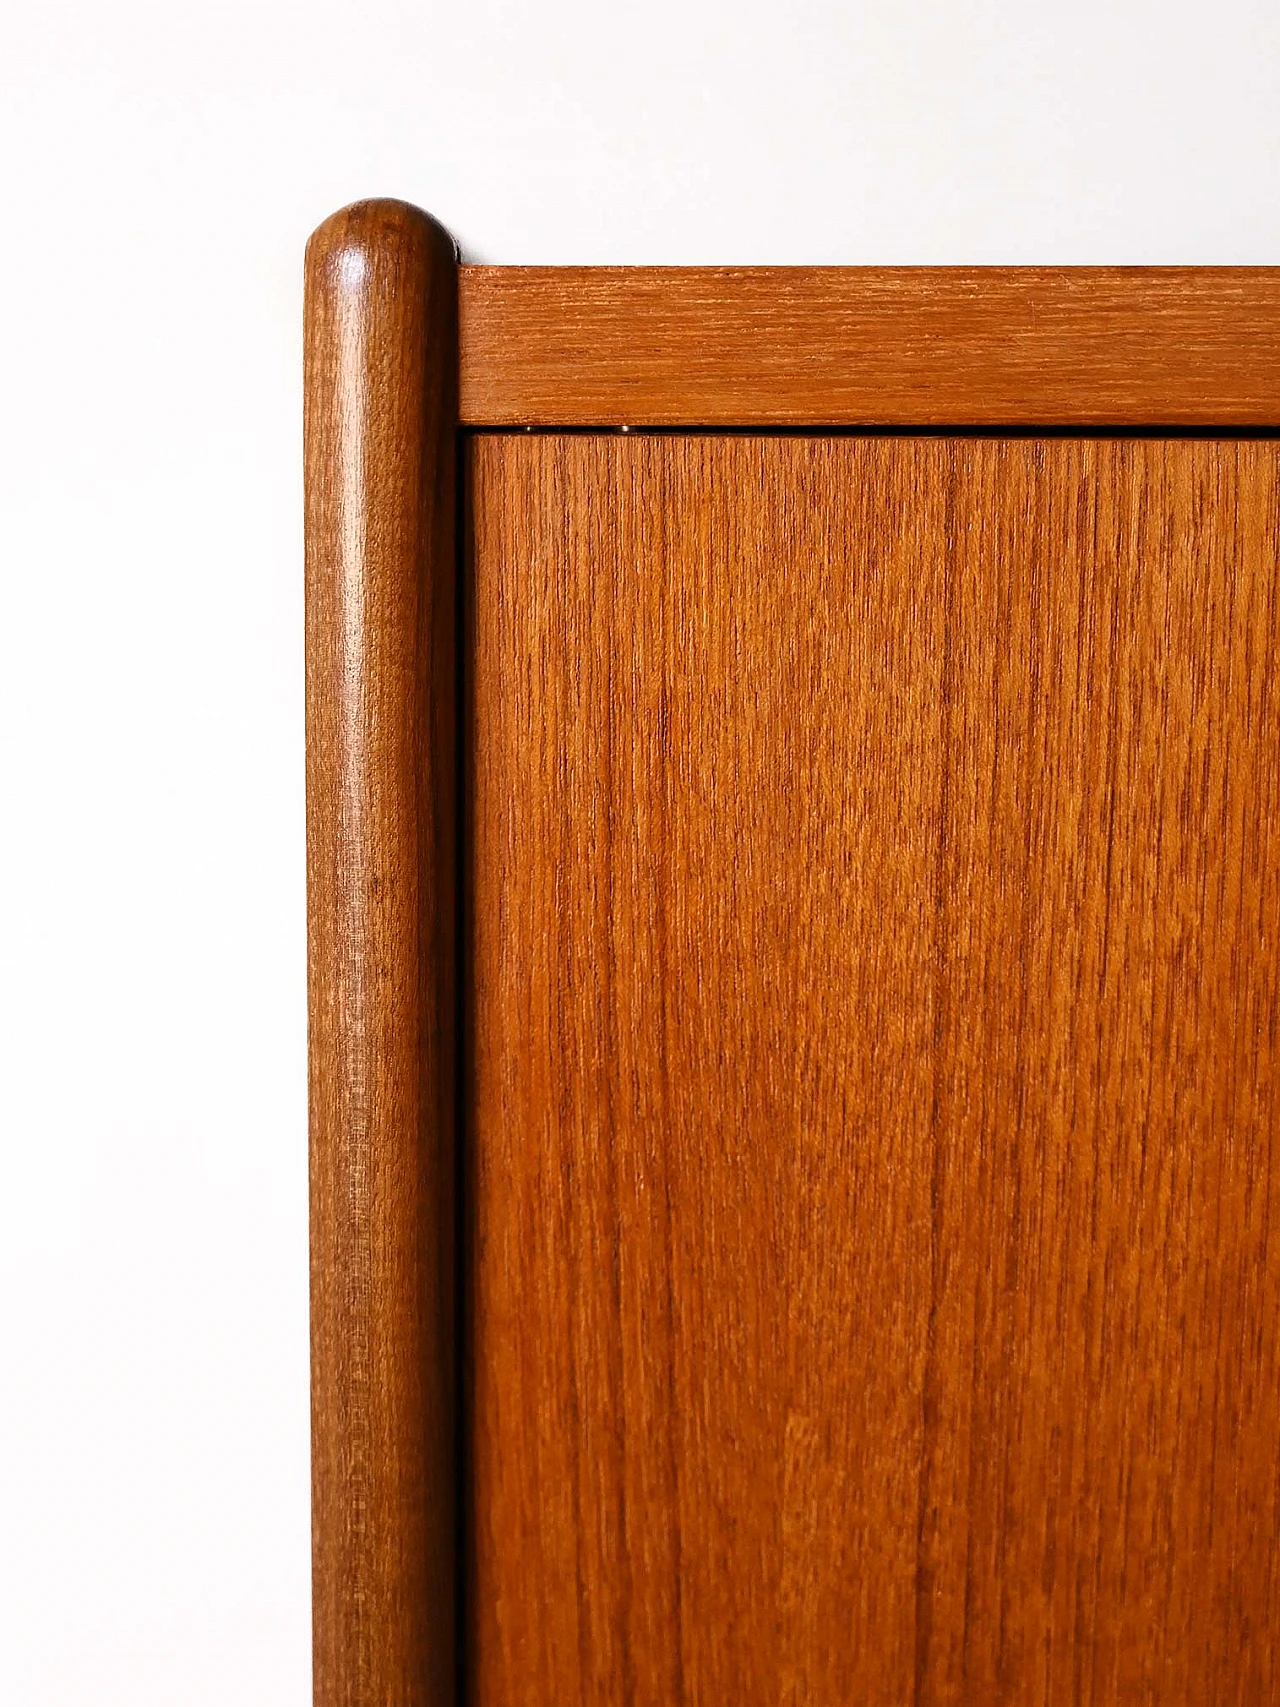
[305,200,458,1707]
[467,432,1280,1707]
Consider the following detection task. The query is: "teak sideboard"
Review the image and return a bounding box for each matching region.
[304,199,1280,1707]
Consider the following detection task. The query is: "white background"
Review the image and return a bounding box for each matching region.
[2,2,1278,1701]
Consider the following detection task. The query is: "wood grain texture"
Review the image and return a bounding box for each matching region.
[458,267,1280,427]
[305,199,459,1707]
[466,432,1280,1706]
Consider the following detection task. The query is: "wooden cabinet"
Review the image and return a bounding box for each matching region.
[306,201,1280,1706]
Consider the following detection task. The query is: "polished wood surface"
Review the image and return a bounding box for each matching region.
[458,267,1280,427]
[305,200,459,1707]
[467,432,1280,1706]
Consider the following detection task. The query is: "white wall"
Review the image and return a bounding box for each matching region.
[2,3,1277,1701]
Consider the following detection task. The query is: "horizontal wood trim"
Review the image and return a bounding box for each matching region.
[458,267,1280,427]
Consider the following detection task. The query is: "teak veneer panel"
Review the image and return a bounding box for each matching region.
[467,432,1280,1707]
[458,267,1280,426]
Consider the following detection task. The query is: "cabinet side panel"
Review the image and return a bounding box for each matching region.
[467,433,1280,1706]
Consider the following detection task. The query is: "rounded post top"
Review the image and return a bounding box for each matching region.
[305,199,457,293]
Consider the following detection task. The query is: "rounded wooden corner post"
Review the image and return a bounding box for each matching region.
[304,201,460,1707]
